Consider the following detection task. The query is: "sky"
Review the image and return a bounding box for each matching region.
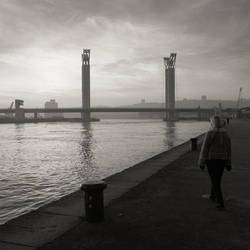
[0,0,249,107]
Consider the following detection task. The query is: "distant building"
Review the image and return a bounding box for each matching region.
[201,95,207,101]
[45,99,58,109]
[141,99,146,104]
[44,99,63,118]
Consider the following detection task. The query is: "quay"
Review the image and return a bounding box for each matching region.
[1,120,250,249]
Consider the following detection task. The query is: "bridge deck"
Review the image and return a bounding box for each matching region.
[0,107,218,113]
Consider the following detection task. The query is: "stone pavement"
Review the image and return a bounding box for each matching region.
[39,120,250,250]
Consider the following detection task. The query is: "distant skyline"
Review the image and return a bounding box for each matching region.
[0,0,250,108]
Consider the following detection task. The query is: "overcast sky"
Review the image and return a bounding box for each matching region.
[0,0,249,107]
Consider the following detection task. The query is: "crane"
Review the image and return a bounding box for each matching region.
[5,101,14,118]
[236,87,242,110]
[9,101,14,110]
[236,87,243,118]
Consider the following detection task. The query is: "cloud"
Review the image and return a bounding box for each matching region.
[0,0,250,107]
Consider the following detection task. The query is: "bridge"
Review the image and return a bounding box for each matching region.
[0,50,232,123]
[0,107,228,122]
[0,107,215,113]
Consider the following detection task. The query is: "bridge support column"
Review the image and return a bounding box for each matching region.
[15,109,25,122]
[15,99,25,122]
[34,112,38,120]
[164,53,177,121]
[82,49,91,122]
[197,106,201,120]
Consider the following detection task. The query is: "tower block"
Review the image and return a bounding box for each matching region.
[82,49,91,121]
[164,53,177,121]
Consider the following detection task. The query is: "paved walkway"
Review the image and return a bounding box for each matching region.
[40,120,250,250]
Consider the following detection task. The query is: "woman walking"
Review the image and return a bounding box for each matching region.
[198,116,232,209]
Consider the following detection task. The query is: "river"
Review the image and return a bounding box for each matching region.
[0,119,209,224]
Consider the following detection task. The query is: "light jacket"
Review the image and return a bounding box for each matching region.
[198,128,231,166]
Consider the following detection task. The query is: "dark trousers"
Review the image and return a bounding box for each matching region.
[207,160,226,206]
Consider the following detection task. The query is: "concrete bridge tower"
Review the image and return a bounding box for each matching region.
[82,49,91,121]
[164,53,177,121]
[15,99,25,122]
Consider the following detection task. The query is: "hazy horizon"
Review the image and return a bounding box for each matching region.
[1,97,249,109]
[0,0,249,108]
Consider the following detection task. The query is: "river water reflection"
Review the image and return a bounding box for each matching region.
[0,119,209,224]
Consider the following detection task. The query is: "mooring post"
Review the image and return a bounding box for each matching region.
[190,137,198,151]
[81,180,107,223]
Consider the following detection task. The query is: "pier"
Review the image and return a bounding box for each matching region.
[0,119,250,249]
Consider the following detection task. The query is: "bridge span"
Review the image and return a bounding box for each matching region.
[0,107,224,122]
[0,107,215,113]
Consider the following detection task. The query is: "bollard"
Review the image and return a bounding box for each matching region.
[81,180,107,223]
[190,137,198,151]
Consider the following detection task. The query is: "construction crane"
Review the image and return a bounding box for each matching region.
[236,87,242,110]
[236,87,243,118]
[9,101,14,110]
[5,101,14,118]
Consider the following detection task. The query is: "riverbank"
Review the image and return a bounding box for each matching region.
[0,117,100,124]
[40,119,250,250]
[0,127,204,249]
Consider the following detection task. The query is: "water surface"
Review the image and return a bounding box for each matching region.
[0,119,209,224]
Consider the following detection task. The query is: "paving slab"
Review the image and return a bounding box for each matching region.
[104,184,139,205]
[38,191,85,217]
[0,242,35,250]
[0,212,81,247]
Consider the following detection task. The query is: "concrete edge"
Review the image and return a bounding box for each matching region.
[103,132,205,205]
[105,132,205,178]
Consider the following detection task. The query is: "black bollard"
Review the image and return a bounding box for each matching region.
[190,137,198,151]
[81,180,107,223]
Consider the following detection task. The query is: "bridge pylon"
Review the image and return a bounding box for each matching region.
[82,49,91,121]
[15,99,25,122]
[164,53,177,121]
